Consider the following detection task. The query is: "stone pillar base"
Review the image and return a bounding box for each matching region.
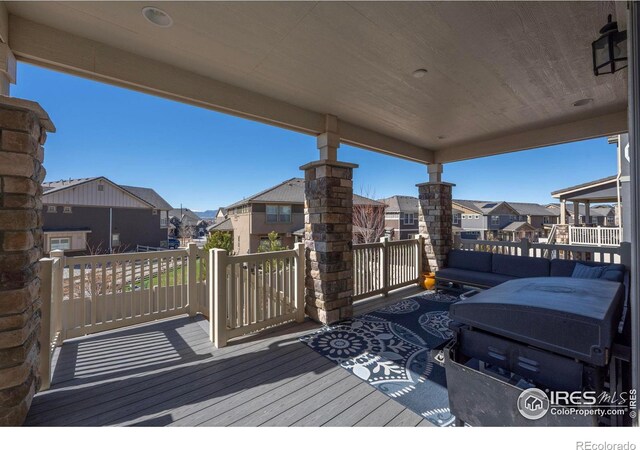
[301,159,357,325]
[0,98,54,425]
[417,181,454,273]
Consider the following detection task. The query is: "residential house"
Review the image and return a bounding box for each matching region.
[169,208,204,238]
[42,177,172,255]
[547,203,616,227]
[211,178,385,254]
[379,195,419,240]
[452,199,558,242]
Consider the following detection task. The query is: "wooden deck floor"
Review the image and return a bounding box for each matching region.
[26,287,434,427]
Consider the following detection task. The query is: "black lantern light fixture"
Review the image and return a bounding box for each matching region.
[592,14,628,76]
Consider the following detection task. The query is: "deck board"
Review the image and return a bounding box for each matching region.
[27,286,430,427]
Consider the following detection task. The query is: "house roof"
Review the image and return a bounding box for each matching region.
[379,195,418,213]
[565,204,613,217]
[551,175,617,197]
[42,177,100,194]
[207,218,234,232]
[227,178,383,209]
[501,221,536,232]
[508,202,560,217]
[42,176,157,208]
[227,178,304,208]
[121,185,173,210]
[169,208,202,225]
[452,199,518,215]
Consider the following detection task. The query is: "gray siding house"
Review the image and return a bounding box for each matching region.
[43,177,172,255]
[453,199,559,241]
[379,195,419,240]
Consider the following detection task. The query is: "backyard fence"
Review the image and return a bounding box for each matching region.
[353,237,422,300]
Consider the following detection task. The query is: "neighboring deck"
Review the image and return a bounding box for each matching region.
[26,288,432,427]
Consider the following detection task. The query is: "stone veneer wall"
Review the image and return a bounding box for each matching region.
[0,99,53,425]
[301,160,357,324]
[417,182,454,273]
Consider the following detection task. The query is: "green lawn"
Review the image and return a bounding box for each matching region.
[127,262,204,291]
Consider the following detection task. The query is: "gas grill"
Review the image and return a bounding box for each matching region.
[443,277,629,426]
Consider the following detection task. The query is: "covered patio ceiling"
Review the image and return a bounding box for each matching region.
[4,1,629,164]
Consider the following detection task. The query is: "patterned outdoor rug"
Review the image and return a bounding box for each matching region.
[300,291,458,426]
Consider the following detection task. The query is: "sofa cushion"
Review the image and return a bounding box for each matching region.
[436,267,516,288]
[572,263,606,279]
[491,254,550,278]
[550,259,626,283]
[447,250,492,272]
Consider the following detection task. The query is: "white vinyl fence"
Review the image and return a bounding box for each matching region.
[353,237,423,300]
[569,226,621,247]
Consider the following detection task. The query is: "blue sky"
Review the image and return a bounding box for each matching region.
[14,63,618,211]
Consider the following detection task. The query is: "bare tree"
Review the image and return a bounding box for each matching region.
[352,187,387,243]
[178,216,195,246]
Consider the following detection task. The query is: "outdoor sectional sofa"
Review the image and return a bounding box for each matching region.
[435,249,626,292]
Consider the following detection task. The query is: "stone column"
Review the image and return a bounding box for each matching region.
[417,164,454,273]
[0,98,54,425]
[301,159,357,324]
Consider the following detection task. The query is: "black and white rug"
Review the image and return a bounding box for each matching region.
[300,291,458,426]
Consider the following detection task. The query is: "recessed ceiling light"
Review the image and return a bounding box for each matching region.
[142,6,173,28]
[437,136,446,140]
[412,69,428,78]
[573,98,593,107]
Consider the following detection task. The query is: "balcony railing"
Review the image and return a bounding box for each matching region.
[458,237,629,264]
[569,225,621,247]
[353,237,422,300]
[208,245,305,348]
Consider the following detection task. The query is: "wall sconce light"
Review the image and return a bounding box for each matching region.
[592,14,627,76]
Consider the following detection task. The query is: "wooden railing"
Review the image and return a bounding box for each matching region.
[208,243,305,348]
[353,237,422,300]
[569,226,621,247]
[458,238,628,265]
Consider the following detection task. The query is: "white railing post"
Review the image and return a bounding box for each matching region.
[379,236,389,295]
[210,248,228,348]
[50,249,65,343]
[38,257,54,391]
[294,243,305,323]
[597,226,602,247]
[187,243,198,317]
[416,235,424,281]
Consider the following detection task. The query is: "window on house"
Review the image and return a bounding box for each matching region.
[453,213,460,225]
[607,216,615,225]
[491,215,499,225]
[403,213,414,225]
[97,184,104,192]
[47,205,57,213]
[152,209,158,215]
[63,206,72,213]
[111,234,120,247]
[50,237,71,251]
[543,216,550,224]
[266,204,292,223]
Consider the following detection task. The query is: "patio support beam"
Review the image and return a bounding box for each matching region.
[560,199,567,225]
[573,201,580,226]
[8,15,434,164]
[434,110,628,164]
[417,164,454,273]
[0,97,54,425]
